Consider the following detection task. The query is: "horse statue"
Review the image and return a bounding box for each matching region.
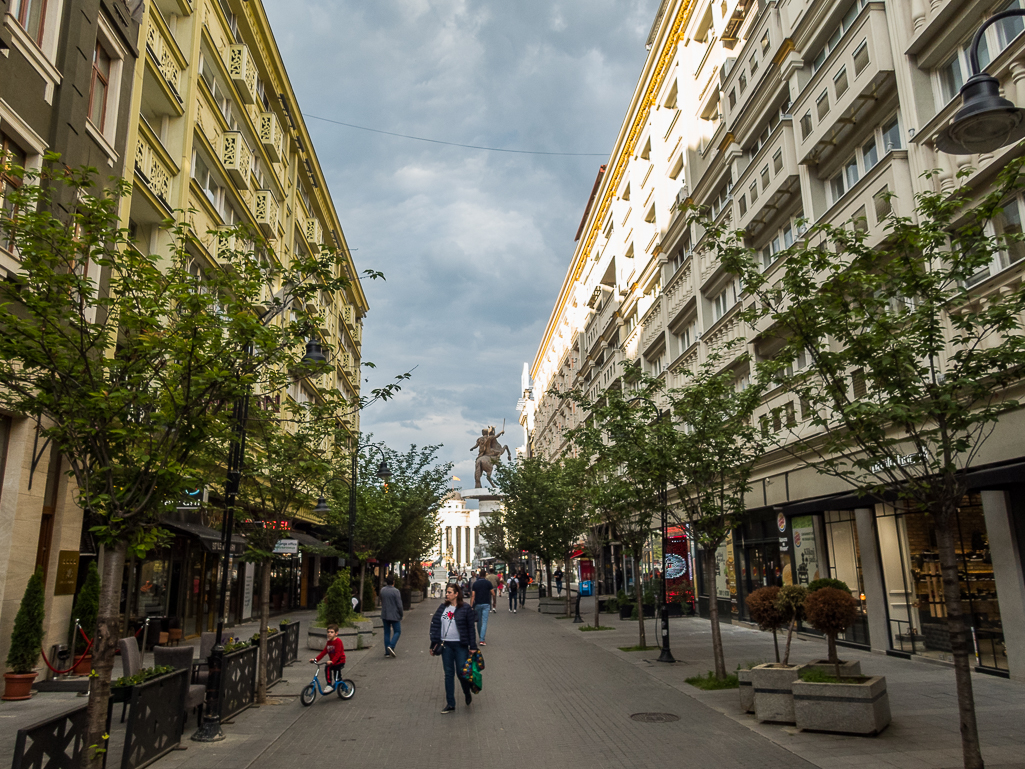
[470,424,512,488]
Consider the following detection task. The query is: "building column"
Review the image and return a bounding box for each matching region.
[855,507,890,654]
[456,526,461,566]
[980,490,1025,682]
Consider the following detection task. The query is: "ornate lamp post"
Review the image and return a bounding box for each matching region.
[936,10,1025,154]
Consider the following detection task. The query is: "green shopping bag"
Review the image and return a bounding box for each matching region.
[460,649,484,693]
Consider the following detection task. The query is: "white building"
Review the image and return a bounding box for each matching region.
[433,492,480,573]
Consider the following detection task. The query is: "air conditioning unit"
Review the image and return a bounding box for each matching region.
[676,186,690,207]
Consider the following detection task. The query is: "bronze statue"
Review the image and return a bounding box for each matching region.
[470,423,511,488]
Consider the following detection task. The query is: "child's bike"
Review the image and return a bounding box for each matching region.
[301,661,355,706]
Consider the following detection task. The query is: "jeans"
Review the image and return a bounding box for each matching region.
[509,591,518,610]
[383,620,401,651]
[556,579,563,595]
[474,604,489,641]
[520,586,526,607]
[440,643,470,708]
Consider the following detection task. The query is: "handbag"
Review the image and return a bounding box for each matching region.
[460,649,484,693]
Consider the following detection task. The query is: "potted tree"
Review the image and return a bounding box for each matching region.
[751,585,806,724]
[802,583,861,677]
[741,586,785,714]
[71,561,100,675]
[3,568,46,700]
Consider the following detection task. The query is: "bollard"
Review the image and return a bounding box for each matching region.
[573,595,584,623]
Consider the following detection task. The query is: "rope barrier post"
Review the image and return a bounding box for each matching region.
[573,594,584,623]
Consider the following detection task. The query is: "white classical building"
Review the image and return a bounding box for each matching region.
[433,492,480,573]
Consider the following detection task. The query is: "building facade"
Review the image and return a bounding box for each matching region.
[527,0,1025,681]
[0,0,141,671]
[433,492,481,574]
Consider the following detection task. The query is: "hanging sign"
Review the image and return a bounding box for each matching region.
[273,539,299,555]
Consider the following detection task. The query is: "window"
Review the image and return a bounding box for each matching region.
[939,1,1025,103]
[672,319,697,357]
[1,134,28,252]
[861,136,878,172]
[967,193,1025,285]
[89,43,112,132]
[199,52,237,130]
[834,67,849,97]
[709,175,733,219]
[827,115,902,205]
[811,0,868,73]
[192,151,238,224]
[759,220,795,270]
[12,0,47,45]
[710,278,741,322]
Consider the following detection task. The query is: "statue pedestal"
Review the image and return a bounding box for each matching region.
[460,487,504,517]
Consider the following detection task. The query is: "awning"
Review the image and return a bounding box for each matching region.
[570,549,585,559]
[288,530,331,549]
[161,520,246,556]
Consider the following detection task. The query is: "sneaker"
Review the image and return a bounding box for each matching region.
[479,641,486,646]
[387,646,396,657]
[324,685,335,693]
[513,609,517,613]
[441,705,455,714]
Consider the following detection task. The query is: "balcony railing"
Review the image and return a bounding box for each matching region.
[259,112,285,163]
[228,44,258,104]
[639,297,664,353]
[254,190,278,238]
[733,119,799,233]
[792,3,895,165]
[145,11,184,98]
[219,131,252,189]
[302,215,323,252]
[135,121,176,208]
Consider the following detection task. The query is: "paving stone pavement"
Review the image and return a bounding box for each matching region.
[137,597,1025,769]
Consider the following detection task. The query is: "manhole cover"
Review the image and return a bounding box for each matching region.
[630,712,679,723]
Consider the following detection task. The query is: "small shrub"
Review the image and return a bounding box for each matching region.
[71,561,100,655]
[7,568,45,674]
[807,578,850,594]
[804,587,859,674]
[579,625,616,631]
[775,585,807,666]
[686,671,740,690]
[321,569,352,626]
[746,585,785,662]
[112,665,175,688]
[604,598,619,613]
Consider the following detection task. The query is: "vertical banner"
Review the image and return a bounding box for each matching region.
[665,527,693,609]
[241,562,254,620]
[715,531,735,601]
[792,515,821,586]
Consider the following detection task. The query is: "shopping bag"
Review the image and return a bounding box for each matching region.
[460,649,484,693]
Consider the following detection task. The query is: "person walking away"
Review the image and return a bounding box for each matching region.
[486,569,499,613]
[554,567,564,596]
[518,569,529,609]
[430,584,478,713]
[310,624,346,691]
[380,575,404,657]
[470,570,494,645]
[507,573,518,612]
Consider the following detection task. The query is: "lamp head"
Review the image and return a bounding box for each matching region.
[376,461,392,480]
[302,338,328,365]
[313,496,329,514]
[936,73,1025,154]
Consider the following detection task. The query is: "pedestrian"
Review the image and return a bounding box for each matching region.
[469,570,494,646]
[429,583,478,713]
[380,575,404,658]
[518,569,529,609]
[486,569,499,611]
[309,624,346,692]
[554,567,564,596]
[507,572,518,612]
[497,574,504,596]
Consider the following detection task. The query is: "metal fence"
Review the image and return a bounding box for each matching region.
[121,669,188,769]
[11,704,91,769]
[282,621,300,666]
[264,630,287,686]
[220,645,258,720]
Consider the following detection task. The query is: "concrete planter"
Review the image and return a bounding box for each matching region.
[751,663,803,724]
[364,610,384,629]
[410,590,423,604]
[307,625,358,651]
[793,675,890,735]
[738,669,755,713]
[352,618,374,648]
[802,659,862,677]
[538,597,570,615]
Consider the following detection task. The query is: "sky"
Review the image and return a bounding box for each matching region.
[264,0,660,483]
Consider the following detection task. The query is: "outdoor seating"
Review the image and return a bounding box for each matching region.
[117,637,142,723]
[154,645,206,727]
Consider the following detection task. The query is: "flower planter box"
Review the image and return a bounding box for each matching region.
[619,605,634,620]
[538,597,570,615]
[738,669,755,713]
[793,675,890,735]
[751,663,803,724]
[642,603,655,618]
[802,659,861,677]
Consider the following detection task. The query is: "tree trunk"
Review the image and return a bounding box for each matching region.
[705,550,726,679]
[782,617,796,666]
[827,632,838,666]
[935,507,984,769]
[82,539,127,769]
[772,628,780,663]
[256,561,271,704]
[357,560,367,615]
[593,548,602,629]
[633,552,646,648]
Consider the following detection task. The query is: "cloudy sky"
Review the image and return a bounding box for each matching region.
[265,0,660,482]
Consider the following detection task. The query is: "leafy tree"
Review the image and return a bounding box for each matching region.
[710,158,1025,769]
[493,455,590,610]
[804,587,858,676]
[6,568,45,674]
[775,585,806,666]
[0,162,362,768]
[745,586,784,663]
[320,569,352,626]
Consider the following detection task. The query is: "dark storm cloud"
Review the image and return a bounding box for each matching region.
[265,0,658,478]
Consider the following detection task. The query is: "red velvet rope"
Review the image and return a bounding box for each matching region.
[39,626,93,675]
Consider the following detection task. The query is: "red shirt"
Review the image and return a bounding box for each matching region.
[315,636,345,665]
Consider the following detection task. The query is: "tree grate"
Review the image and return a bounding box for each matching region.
[630,712,680,723]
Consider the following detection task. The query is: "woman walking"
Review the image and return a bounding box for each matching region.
[429,584,478,713]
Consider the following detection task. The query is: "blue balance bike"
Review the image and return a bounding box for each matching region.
[301,660,355,706]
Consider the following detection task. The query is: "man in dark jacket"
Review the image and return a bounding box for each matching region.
[380,575,404,657]
[469,570,494,645]
[430,584,478,712]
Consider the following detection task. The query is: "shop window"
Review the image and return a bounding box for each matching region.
[823,510,870,646]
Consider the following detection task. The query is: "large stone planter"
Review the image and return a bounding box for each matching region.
[351,618,374,648]
[307,625,358,651]
[802,659,862,677]
[410,590,423,604]
[751,663,803,724]
[793,675,890,735]
[364,610,384,629]
[738,669,755,713]
[538,597,570,615]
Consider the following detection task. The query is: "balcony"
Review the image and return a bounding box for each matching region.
[638,297,664,354]
[733,120,799,234]
[144,11,185,101]
[820,150,913,248]
[227,44,257,104]
[584,296,618,356]
[303,216,323,252]
[703,310,746,357]
[134,121,177,209]
[664,260,694,324]
[219,131,252,189]
[215,226,237,261]
[259,112,285,163]
[791,3,895,166]
[254,190,278,238]
[721,6,783,128]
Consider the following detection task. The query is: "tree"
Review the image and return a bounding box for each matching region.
[6,568,45,674]
[710,158,1025,769]
[775,585,806,666]
[70,562,101,659]
[493,456,590,610]
[804,587,858,677]
[745,586,784,663]
[0,161,360,769]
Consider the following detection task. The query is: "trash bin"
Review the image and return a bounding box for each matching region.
[538,584,547,598]
[579,580,593,597]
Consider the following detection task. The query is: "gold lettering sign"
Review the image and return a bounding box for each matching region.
[54,551,80,595]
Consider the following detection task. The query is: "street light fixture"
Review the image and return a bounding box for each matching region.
[936,10,1025,154]
[627,395,675,664]
[193,337,328,743]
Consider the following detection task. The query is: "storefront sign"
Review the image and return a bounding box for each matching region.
[273,539,299,555]
[791,515,821,586]
[715,532,734,601]
[53,551,79,595]
[241,563,254,620]
[777,512,787,533]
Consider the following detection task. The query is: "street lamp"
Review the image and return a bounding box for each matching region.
[193,337,327,743]
[936,10,1025,154]
[627,395,675,664]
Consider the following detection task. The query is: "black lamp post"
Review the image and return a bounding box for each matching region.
[193,337,327,742]
[936,10,1025,154]
[627,396,675,664]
